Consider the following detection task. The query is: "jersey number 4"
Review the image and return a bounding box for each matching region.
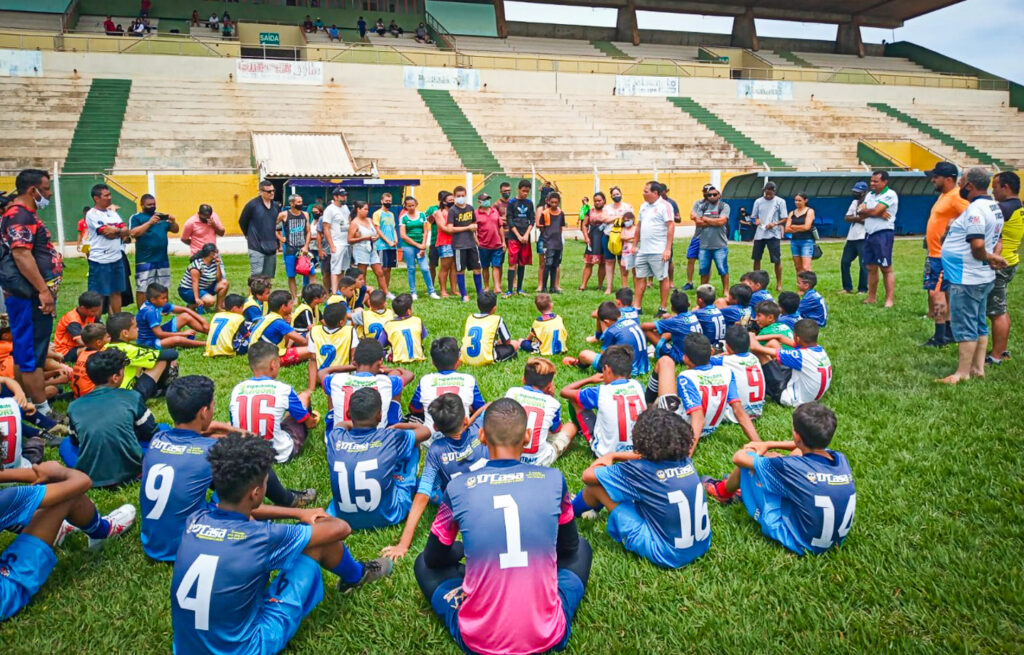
[176,554,219,631]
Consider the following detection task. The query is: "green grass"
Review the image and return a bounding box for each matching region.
[2,239,1023,653]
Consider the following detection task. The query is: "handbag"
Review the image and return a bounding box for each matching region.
[811,229,823,260]
[295,253,312,276]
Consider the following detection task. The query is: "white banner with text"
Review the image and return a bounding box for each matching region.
[736,80,793,101]
[236,59,323,85]
[614,75,680,97]
[402,66,481,91]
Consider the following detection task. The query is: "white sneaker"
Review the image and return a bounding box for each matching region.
[87,504,136,551]
[411,293,418,300]
[429,293,441,300]
[54,520,77,547]
[386,292,396,300]
[581,509,599,520]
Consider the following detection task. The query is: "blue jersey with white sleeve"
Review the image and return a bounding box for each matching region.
[171,507,312,655]
[618,306,639,322]
[416,415,488,500]
[601,317,649,375]
[326,426,419,529]
[137,301,174,348]
[752,450,855,555]
[720,304,750,328]
[654,312,702,363]
[140,428,217,562]
[596,458,710,569]
[694,306,726,343]
[798,289,827,327]
[749,289,774,311]
[779,313,799,329]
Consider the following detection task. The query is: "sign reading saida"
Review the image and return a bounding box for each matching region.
[259,32,281,45]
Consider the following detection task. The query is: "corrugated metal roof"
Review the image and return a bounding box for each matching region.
[251,133,359,177]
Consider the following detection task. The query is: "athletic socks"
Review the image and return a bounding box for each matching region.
[516,265,525,292]
[80,509,112,540]
[331,544,365,584]
[473,273,483,296]
[457,273,467,298]
[571,490,603,517]
[36,400,52,417]
[933,323,945,341]
[945,322,953,342]
[507,268,516,291]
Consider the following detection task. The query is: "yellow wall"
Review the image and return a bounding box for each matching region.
[864,141,942,171]
[106,173,259,233]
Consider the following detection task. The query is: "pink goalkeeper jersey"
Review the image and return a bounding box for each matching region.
[430,459,574,655]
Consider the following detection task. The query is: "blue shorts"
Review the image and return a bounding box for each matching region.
[740,467,804,555]
[864,230,894,267]
[0,484,46,532]
[256,554,324,654]
[591,353,603,373]
[87,259,127,295]
[5,294,52,373]
[0,533,57,621]
[949,281,994,342]
[790,239,815,258]
[178,286,217,305]
[537,239,546,255]
[686,236,701,259]
[436,244,454,259]
[431,568,582,654]
[607,501,707,569]
[478,247,504,268]
[698,247,729,276]
[923,256,947,292]
[283,254,313,279]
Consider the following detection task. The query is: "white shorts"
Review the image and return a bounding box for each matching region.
[330,245,350,274]
[520,440,558,467]
[634,253,669,280]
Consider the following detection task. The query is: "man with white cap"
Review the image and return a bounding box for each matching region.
[749,181,787,292]
[840,181,869,295]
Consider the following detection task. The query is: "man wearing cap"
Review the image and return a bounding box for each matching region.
[321,187,351,291]
[239,179,282,277]
[858,170,899,307]
[922,162,969,347]
[987,171,1022,365]
[749,181,787,292]
[682,184,711,290]
[840,182,870,294]
[475,191,505,294]
[693,184,730,292]
[181,204,224,258]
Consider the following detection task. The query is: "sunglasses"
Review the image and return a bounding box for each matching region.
[708,193,720,198]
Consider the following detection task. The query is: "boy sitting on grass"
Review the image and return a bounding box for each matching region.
[777,291,801,329]
[248,290,311,366]
[171,436,392,654]
[242,274,271,323]
[325,387,431,530]
[714,283,753,328]
[204,293,248,357]
[0,461,134,620]
[71,323,109,399]
[641,288,701,363]
[358,289,394,340]
[693,284,726,345]
[587,287,636,344]
[105,312,178,401]
[574,408,710,569]
[519,293,569,356]
[702,402,856,555]
[565,301,649,376]
[408,337,484,432]
[292,283,327,337]
[136,283,208,350]
[381,394,488,560]
[306,301,357,390]
[749,300,794,361]
[797,270,828,327]
[321,338,414,430]
[54,291,103,363]
[741,270,774,311]
[381,293,427,363]
[62,349,158,488]
[754,318,833,407]
[461,291,517,365]
[715,324,766,422]
[561,345,646,457]
[505,357,576,467]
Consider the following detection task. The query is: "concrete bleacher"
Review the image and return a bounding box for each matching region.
[366,33,438,50]
[611,42,701,61]
[451,91,753,172]
[75,15,160,34]
[794,52,932,74]
[114,79,462,174]
[0,75,90,170]
[699,98,984,170]
[888,104,1024,168]
[755,50,798,67]
[455,35,605,58]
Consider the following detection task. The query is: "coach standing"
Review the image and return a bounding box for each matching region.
[86,183,130,315]
[987,171,1022,365]
[0,169,63,415]
[694,184,730,294]
[937,168,1005,385]
[858,171,898,308]
[633,181,674,315]
[239,179,281,277]
[749,181,787,292]
[922,162,968,347]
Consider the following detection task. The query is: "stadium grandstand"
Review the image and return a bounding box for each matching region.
[0,0,1020,241]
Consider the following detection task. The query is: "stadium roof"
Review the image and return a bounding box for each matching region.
[0,0,71,12]
[522,0,964,28]
[252,133,360,178]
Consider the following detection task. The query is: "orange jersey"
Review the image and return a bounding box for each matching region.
[55,308,96,357]
[925,188,970,257]
[0,341,12,378]
[72,347,102,398]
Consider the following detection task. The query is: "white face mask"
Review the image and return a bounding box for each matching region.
[34,189,49,210]
[454,196,467,207]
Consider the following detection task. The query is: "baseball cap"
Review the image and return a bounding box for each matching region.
[477,192,491,201]
[764,181,777,191]
[702,183,715,193]
[332,187,347,197]
[925,161,958,179]
[851,181,869,193]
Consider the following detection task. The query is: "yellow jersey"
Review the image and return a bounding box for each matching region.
[105,341,160,388]
[325,293,350,307]
[308,324,356,370]
[1000,200,1022,267]
[529,313,568,355]
[243,295,268,321]
[461,313,505,366]
[384,315,425,363]
[291,302,320,334]
[249,311,289,355]
[360,307,395,340]
[204,311,246,357]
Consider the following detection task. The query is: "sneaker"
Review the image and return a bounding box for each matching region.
[701,476,738,505]
[580,509,599,520]
[561,356,580,368]
[517,291,529,297]
[43,430,67,447]
[290,488,318,507]
[87,504,136,551]
[411,293,418,301]
[337,556,394,594]
[646,344,656,359]
[985,355,1002,366]
[1003,351,1011,360]
[461,296,470,303]
[919,337,948,348]
[54,520,77,547]
[551,289,562,294]
[503,291,513,298]
[386,292,396,300]
[655,307,668,319]
[430,293,441,300]
[681,283,694,291]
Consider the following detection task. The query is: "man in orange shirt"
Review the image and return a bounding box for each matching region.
[922,162,970,347]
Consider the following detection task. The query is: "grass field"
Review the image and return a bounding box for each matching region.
[1,238,1022,653]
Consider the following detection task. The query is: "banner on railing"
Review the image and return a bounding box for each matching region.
[403,66,480,92]
[236,59,323,85]
[614,75,679,97]
[0,49,42,77]
[737,80,793,101]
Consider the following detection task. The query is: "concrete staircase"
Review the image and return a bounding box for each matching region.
[668,97,792,170]
[63,78,132,173]
[868,102,1010,169]
[418,90,502,175]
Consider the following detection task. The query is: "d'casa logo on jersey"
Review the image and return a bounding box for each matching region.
[465,471,525,488]
[332,440,380,453]
[656,463,696,481]
[805,472,853,486]
[441,441,481,464]
[187,523,230,541]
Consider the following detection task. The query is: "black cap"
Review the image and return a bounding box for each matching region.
[332,187,347,197]
[926,161,958,179]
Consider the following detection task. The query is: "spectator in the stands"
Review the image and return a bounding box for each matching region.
[222,11,230,24]
[375,18,386,36]
[181,204,225,258]
[358,16,367,38]
[191,10,200,27]
[139,0,152,18]
[415,23,432,44]
[328,24,340,41]
[239,180,283,278]
[208,13,219,30]
[303,15,315,33]
[104,16,117,35]
[314,17,325,32]
[389,20,403,37]
[115,23,125,35]
[221,21,232,38]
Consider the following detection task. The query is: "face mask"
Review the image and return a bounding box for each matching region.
[480,200,492,208]
[34,189,49,210]
[959,186,971,199]
[382,202,392,209]
[454,196,467,207]
[611,195,622,202]
[143,206,156,215]
[445,200,455,208]
[501,191,511,199]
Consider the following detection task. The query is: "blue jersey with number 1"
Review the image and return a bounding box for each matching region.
[695,307,726,343]
[602,317,649,375]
